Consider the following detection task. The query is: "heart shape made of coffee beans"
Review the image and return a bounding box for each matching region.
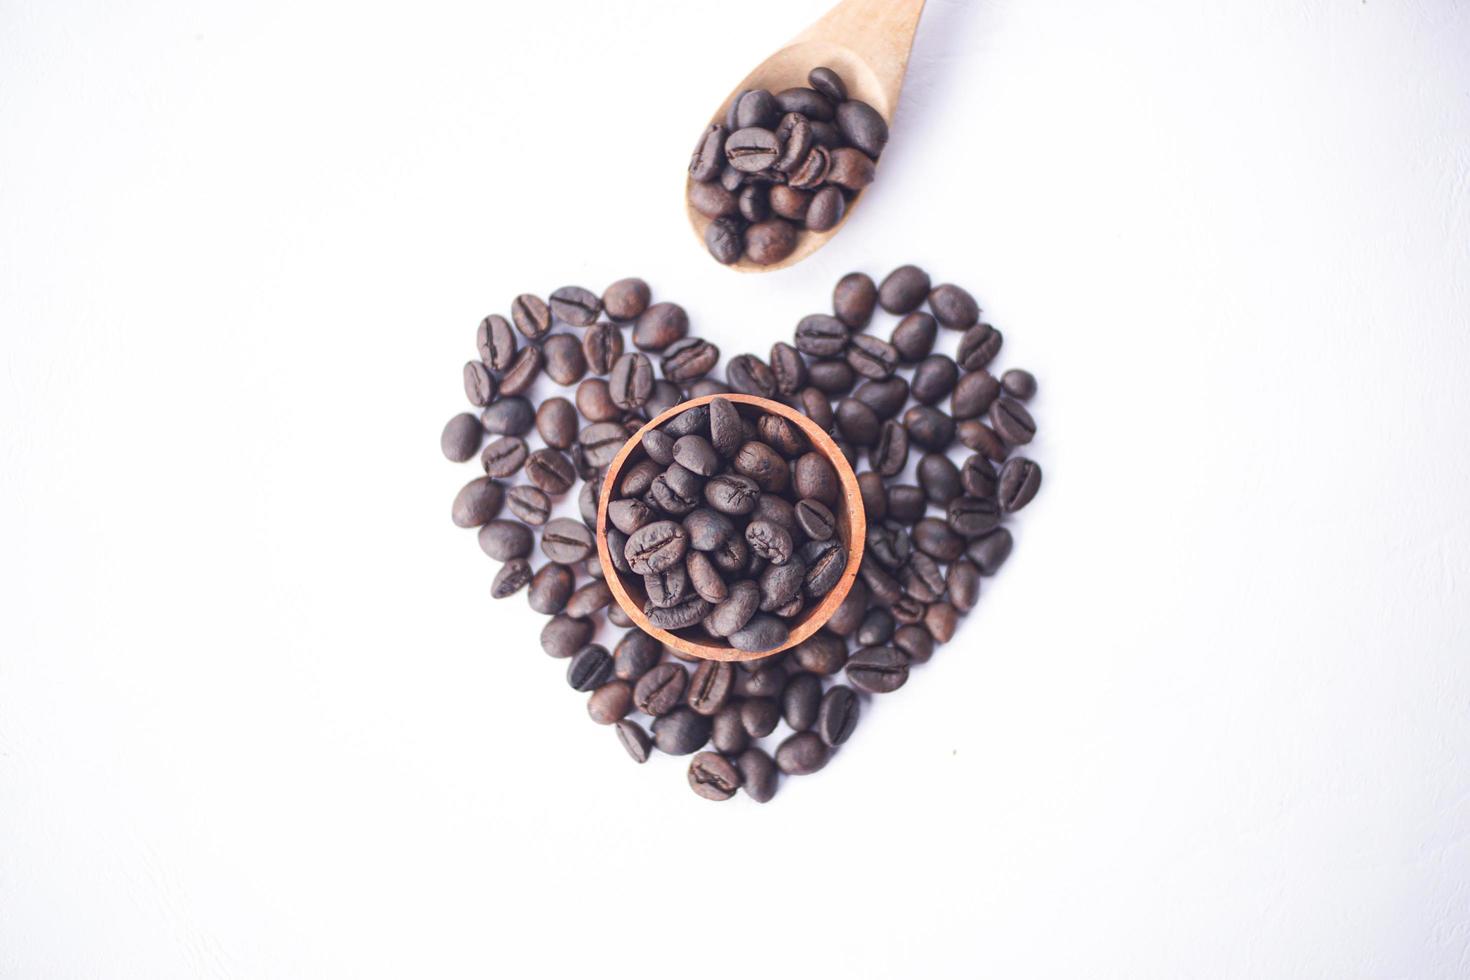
[442,267,1041,802]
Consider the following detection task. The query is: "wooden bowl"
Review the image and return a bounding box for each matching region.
[596,393,866,662]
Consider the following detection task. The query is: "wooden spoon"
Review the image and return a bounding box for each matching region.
[685,0,928,273]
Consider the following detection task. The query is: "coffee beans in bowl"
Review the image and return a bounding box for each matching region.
[688,65,887,268]
[597,393,864,660]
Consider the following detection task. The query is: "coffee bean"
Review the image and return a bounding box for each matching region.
[711,703,749,755]
[846,646,908,693]
[580,322,623,376]
[738,183,770,222]
[945,494,1000,539]
[608,498,652,536]
[989,397,1036,446]
[918,453,962,505]
[737,659,789,700]
[735,89,779,129]
[702,473,760,516]
[587,680,633,725]
[651,707,712,755]
[706,579,760,637]
[541,615,594,659]
[642,428,676,465]
[998,457,1041,512]
[608,603,633,628]
[946,559,981,613]
[478,519,533,561]
[773,112,814,173]
[783,673,822,731]
[776,86,834,120]
[719,164,744,191]
[760,558,807,612]
[441,413,483,462]
[793,631,846,675]
[625,521,688,574]
[835,99,888,157]
[736,747,778,802]
[689,123,727,182]
[827,147,875,191]
[951,370,1000,420]
[729,613,789,653]
[903,552,946,603]
[835,397,881,446]
[547,285,601,327]
[683,508,736,552]
[789,451,835,505]
[795,498,835,541]
[537,517,591,564]
[451,476,504,528]
[888,312,938,364]
[687,661,734,716]
[854,377,910,419]
[609,353,654,410]
[878,265,930,314]
[769,184,812,222]
[959,454,998,499]
[725,126,781,172]
[752,493,798,534]
[506,484,551,525]
[795,314,848,357]
[846,334,899,379]
[757,415,805,457]
[733,441,788,493]
[911,355,959,404]
[565,579,611,619]
[957,419,1009,461]
[580,421,630,468]
[477,314,517,371]
[633,303,688,352]
[686,550,728,604]
[804,540,848,597]
[499,345,542,397]
[769,342,808,394]
[870,420,909,477]
[661,337,719,384]
[787,145,831,191]
[775,731,830,775]
[542,334,587,386]
[613,630,662,682]
[528,562,574,614]
[615,719,652,763]
[526,448,576,496]
[575,379,620,422]
[892,623,934,664]
[688,751,742,801]
[903,405,956,451]
[672,435,720,477]
[807,358,856,394]
[746,520,793,565]
[884,484,926,525]
[602,278,650,321]
[957,323,1003,370]
[744,219,798,265]
[567,644,613,692]
[816,685,859,747]
[690,179,738,219]
[857,471,887,523]
[928,283,980,329]
[646,463,702,515]
[808,65,847,102]
[490,557,531,599]
[967,527,1013,575]
[463,361,496,407]
[799,387,835,430]
[924,601,959,642]
[705,217,744,264]
[511,294,551,340]
[833,271,877,328]
[663,405,708,437]
[1001,368,1037,400]
[634,662,688,716]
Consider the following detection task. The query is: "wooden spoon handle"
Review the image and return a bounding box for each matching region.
[796,0,927,113]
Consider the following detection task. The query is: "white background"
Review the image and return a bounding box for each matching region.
[3,0,1469,977]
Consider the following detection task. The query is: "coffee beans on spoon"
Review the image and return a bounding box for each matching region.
[689,66,887,266]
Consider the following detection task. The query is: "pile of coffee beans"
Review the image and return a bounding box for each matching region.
[442,266,1041,802]
[689,66,887,265]
[604,397,850,653]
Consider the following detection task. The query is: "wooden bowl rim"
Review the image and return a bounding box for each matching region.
[596,393,866,662]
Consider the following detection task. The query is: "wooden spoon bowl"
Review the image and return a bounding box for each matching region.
[685,0,927,273]
[596,394,866,662]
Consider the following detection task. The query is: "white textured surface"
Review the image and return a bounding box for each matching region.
[3,1,1469,977]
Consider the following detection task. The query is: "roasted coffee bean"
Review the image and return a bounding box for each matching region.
[527,448,576,495]
[807,358,855,394]
[775,731,830,775]
[814,685,859,747]
[799,388,835,430]
[608,603,633,628]
[542,333,587,386]
[870,420,909,477]
[567,644,613,692]
[644,560,690,608]
[733,441,788,493]
[733,698,778,740]
[689,123,727,182]
[609,353,654,410]
[752,494,798,534]
[960,454,998,498]
[835,98,887,156]
[957,419,1008,461]
[925,601,959,642]
[846,334,899,379]
[889,312,938,364]
[452,476,504,528]
[704,473,761,515]
[835,397,881,446]
[726,354,777,398]
[788,145,831,190]
[737,747,778,802]
[528,562,575,614]
[769,342,807,394]
[510,294,551,340]
[857,606,896,646]
[1001,368,1037,400]
[602,278,650,321]
[634,663,688,716]
[613,631,662,683]
[951,370,1000,420]
[885,484,926,525]
[967,527,1013,575]
[808,65,847,102]
[615,719,652,763]
[672,435,720,476]
[854,377,910,419]
[945,494,1000,539]
[686,550,728,604]
[769,184,812,222]
[757,415,805,457]
[652,707,712,756]
[846,646,908,693]
[580,421,630,468]
[663,405,708,437]
[463,360,496,407]
[826,578,868,636]
[478,519,533,561]
[833,271,877,328]
[587,680,633,725]
[725,126,781,172]
[535,398,579,450]
[739,183,770,222]
[642,428,676,465]
[891,623,933,664]
[911,354,959,404]
[772,111,814,173]
[683,508,736,551]
[548,285,601,327]
[477,313,517,371]
[915,515,967,559]
[711,703,750,755]
[857,471,887,523]
[633,303,688,352]
[575,379,620,422]
[783,673,822,731]
[690,180,738,219]
[760,559,807,611]
[792,451,838,505]
[746,520,793,565]
[918,453,962,505]
[735,88,779,129]
[946,559,981,612]
[878,264,930,315]
[904,405,956,451]
[707,580,760,637]
[625,520,689,574]
[795,314,849,357]
[805,186,845,231]
[928,283,980,329]
[582,321,624,375]
[744,219,798,265]
[827,147,876,192]
[803,539,847,596]
[957,323,1003,370]
[793,631,847,675]
[490,557,532,599]
[661,337,719,383]
[729,613,789,653]
[687,661,735,716]
[989,397,1036,446]
[705,217,744,264]
[795,498,835,541]
[866,522,912,570]
[998,457,1042,512]
[688,751,742,801]
[646,464,702,515]
[499,345,542,397]
[776,86,834,120]
[719,164,745,191]
[542,614,594,659]
[862,558,902,605]
[903,552,946,603]
[441,413,483,462]
[506,484,552,525]
[609,498,653,535]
